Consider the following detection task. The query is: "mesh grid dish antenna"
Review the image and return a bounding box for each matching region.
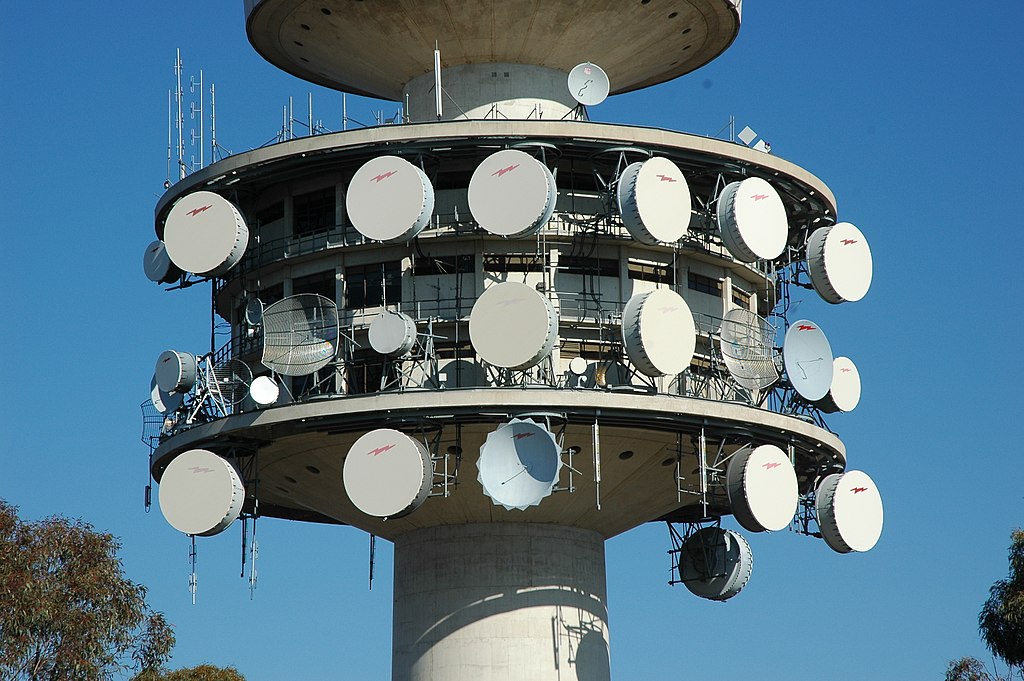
[815,470,883,553]
[716,177,788,262]
[468,149,557,238]
[477,419,562,511]
[719,308,779,391]
[261,294,340,376]
[679,526,752,601]
[567,62,610,107]
[346,156,435,242]
[143,240,181,284]
[158,448,245,536]
[343,428,433,519]
[726,444,798,532]
[782,320,833,402]
[469,282,558,370]
[207,358,253,407]
[163,191,249,276]
[621,289,696,377]
[815,356,861,413]
[807,222,873,303]
[616,157,691,245]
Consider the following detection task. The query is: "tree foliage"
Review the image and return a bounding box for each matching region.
[0,499,174,680]
[133,664,246,681]
[980,529,1024,673]
[945,656,1005,681]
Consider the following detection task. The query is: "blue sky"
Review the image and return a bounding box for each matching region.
[1,2,1022,680]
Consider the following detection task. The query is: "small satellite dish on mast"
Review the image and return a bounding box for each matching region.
[568,62,610,107]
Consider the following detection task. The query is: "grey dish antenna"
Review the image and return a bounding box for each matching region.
[469,282,558,370]
[815,470,883,553]
[678,526,753,601]
[617,157,691,245]
[155,350,197,394]
[716,177,788,262]
[346,156,435,243]
[725,444,798,533]
[244,297,264,326]
[807,222,873,304]
[468,149,557,238]
[782,320,833,402]
[158,449,245,536]
[163,191,249,276]
[477,419,562,511]
[815,356,861,413]
[621,288,696,377]
[343,428,433,519]
[261,294,340,376]
[143,240,181,284]
[567,62,610,107]
[368,311,418,357]
[719,308,779,391]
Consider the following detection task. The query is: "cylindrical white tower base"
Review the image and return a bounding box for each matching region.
[393,523,610,681]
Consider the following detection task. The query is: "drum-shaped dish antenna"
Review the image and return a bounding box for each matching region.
[719,308,779,391]
[815,470,883,553]
[158,449,245,536]
[346,156,435,243]
[163,191,249,276]
[477,419,562,511]
[150,375,183,414]
[726,444,798,533]
[469,282,558,370]
[143,240,181,284]
[368,311,418,357]
[155,350,197,394]
[621,289,696,377]
[815,356,861,413]
[567,62,610,107]
[716,177,788,262]
[248,375,281,407]
[782,320,834,402]
[468,149,557,238]
[616,157,691,245]
[678,526,753,601]
[261,294,340,376]
[807,222,873,304]
[343,428,433,519]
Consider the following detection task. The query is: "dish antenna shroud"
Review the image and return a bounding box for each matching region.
[815,356,861,413]
[815,470,883,553]
[621,288,696,377]
[158,448,245,536]
[368,310,418,357]
[469,282,558,371]
[725,444,798,533]
[807,222,873,304]
[678,526,753,601]
[346,155,435,243]
[782,320,833,402]
[163,190,249,276]
[155,350,197,394]
[261,294,340,376]
[616,157,691,245]
[716,177,788,262]
[477,419,562,511]
[468,149,557,238]
[719,308,779,391]
[343,428,433,519]
[567,62,610,107]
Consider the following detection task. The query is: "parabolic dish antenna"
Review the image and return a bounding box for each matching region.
[477,419,562,511]
[567,62,610,107]
[143,240,181,284]
[244,297,264,326]
[469,282,558,370]
[616,157,691,245]
[261,294,340,377]
[343,428,433,519]
[368,310,418,357]
[678,526,753,601]
[248,375,281,407]
[208,358,253,407]
[807,222,873,304]
[782,320,834,402]
[158,448,244,536]
[621,288,696,377]
[346,155,435,243]
[155,350,197,394]
[815,356,861,413]
[163,191,249,276]
[716,177,788,262]
[150,375,183,414]
[719,308,779,391]
[468,149,557,238]
[815,470,883,553]
[726,444,798,533]
[568,356,589,376]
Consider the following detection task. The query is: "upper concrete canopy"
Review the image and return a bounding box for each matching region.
[244,0,742,100]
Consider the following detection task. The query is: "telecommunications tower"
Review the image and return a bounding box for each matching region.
[142,2,883,679]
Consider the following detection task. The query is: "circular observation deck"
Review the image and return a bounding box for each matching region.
[243,0,742,99]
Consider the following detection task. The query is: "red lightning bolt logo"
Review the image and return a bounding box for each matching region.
[371,171,397,183]
[656,174,677,183]
[750,194,769,201]
[492,164,520,178]
[762,462,782,470]
[188,466,214,474]
[796,324,816,331]
[851,487,869,494]
[368,444,397,456]
[841,239,858,245]
[841,368,851,373]
[187,205,212,217]
[512,432,534,441]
